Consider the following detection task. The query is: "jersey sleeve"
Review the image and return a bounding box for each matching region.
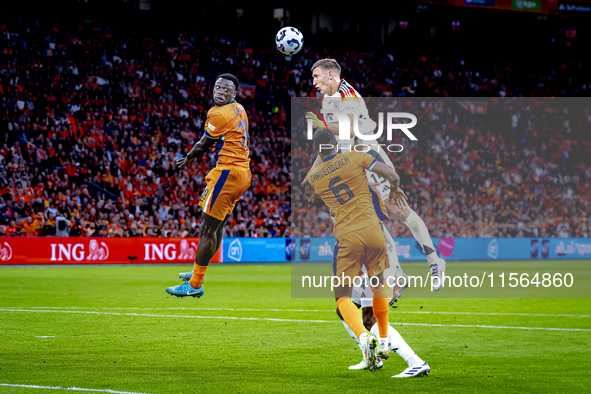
[350,151,377,171]
[204,112,227,139]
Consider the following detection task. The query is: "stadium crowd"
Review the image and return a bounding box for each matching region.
[1,17,589,238]
[0,18,291,238]
[293,98,591,239]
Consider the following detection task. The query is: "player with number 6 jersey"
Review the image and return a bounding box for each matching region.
[305,129,410,372]
[306,150,388,240]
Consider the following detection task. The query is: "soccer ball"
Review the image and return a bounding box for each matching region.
[275,27,304,55]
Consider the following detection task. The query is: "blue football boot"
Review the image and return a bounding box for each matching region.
[166,281,204,298]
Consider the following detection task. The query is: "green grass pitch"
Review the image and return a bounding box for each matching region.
[0,262,590,394]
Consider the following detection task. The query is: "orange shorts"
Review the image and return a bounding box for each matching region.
[199,165,251,221]
[332,223,388,281]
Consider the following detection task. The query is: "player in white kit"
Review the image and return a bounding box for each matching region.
[306,59,440,377]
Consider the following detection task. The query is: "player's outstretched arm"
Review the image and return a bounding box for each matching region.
[371,162,399,189]
[177,133,218,169]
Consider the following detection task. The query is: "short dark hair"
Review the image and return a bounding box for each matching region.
[215,73,240,91]
[313,129,337,153]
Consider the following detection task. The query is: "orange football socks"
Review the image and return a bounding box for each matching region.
[372,287,389,338]
[189,264,208,289]
[336,297,366,339]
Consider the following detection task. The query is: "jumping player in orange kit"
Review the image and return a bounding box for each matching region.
[166,73,251,298]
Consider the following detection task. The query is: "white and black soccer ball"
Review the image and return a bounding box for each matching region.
[275,27,304,55]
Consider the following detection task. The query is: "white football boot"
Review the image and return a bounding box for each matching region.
[392,362,430,378]
[359,333,380,372]
[349,357,383,370]
[429,257,446,291]
[377,338,390,360]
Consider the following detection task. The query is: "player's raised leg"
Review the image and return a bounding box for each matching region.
[166,213,223,298]
[385,199,446,291]
[167,164,251,298]
[368,322,430,377]
[366,149,446,290]
[179,214,229,281]
[381,225,409,304]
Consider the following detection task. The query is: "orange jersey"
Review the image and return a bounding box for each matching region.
[204,100,250,169]
[306,151,388,238]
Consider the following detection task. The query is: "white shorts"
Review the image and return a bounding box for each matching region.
[360,297,373,308]
[355,265,400,308]
[351,271,374,308]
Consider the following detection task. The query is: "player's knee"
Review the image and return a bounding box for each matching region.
[392,205,412,221]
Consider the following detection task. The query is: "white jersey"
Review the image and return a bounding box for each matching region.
[321,80,376,148]
[363,147,396,201]
[322,79,394,201]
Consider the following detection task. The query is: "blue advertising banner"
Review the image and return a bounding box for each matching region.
[222,237,288,263]
[221,237,591,263]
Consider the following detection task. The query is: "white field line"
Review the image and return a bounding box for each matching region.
[0,308,590,332]
[0,306,589,318]
[0,308,336,324]
[0,383,154,394]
